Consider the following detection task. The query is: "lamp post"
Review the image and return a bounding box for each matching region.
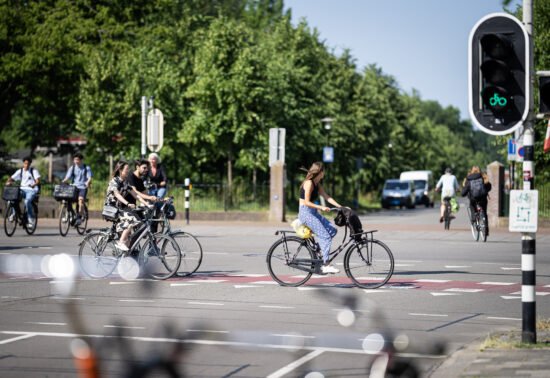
[321,117,333,146]
[321,117,334,198]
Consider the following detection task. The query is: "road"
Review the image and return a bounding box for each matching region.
[1,204,549,377]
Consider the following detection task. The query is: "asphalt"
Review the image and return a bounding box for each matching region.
[15,216,550,377]
[430,331,550,378]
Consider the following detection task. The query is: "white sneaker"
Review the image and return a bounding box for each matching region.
[321,264,340,274]
[115,242,129,252]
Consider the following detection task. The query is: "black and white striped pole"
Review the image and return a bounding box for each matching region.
[184,178,190,225]
[521,0,536,344]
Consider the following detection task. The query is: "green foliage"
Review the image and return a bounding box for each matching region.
[1,0,526,203]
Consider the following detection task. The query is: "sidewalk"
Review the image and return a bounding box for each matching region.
[430,331,550,377]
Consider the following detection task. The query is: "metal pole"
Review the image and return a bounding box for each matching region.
[184,178,190,225]
[141,96,147,158]
[522,0,536,344]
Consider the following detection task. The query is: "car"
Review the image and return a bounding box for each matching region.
[381,179,416,209]
[400,170,435,207]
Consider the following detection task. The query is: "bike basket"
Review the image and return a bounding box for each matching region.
[2,186,20,201]
[53,185,78,201]
[101,204,119,221]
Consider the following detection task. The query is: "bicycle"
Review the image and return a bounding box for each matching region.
[467,201,488,242]
[266,208,394,289]
[3,185,38,237]
[442,196,453,230]
[153,197,203,277]
[78,205,181,280]
[54,184,88,236]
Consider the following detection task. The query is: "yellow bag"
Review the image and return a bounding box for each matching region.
[291,219,312,239]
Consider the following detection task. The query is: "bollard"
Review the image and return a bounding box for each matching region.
[184,178,190,225]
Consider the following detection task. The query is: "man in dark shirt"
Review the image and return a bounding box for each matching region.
[125,159,158,205]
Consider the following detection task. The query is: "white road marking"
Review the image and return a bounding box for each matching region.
[188,301,224,306]
[271,334,315,339]
[170,283,198,287]
[227,274,266,277]
[109,281,136,285]
[445,265,471,269]
[444,288,484,293]
[119,299,155,303]
[395,264,415,267]
[508,291,548,296]
[0,333,36,345]
[52,297,85,300]
[260,305,294,309]
[104,325,145,329]
[409,313,449,317]
[203,252,228,255]
[186,279,227,283]
[479,282,515,286]
[487,316,521,321]
[297,287,318,291]
[501,296,521,300]
[186,329,228,334]
[501,267,521,270]
[267,350,324,378]
[26,322,66,326]
[415,279,450,283]
[234,285,261,288]
[363,289,390,293]
[431,292,460,296]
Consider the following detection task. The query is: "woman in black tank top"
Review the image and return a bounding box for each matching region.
[298,162,343,274]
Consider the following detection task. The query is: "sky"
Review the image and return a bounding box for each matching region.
[284,0,522,121]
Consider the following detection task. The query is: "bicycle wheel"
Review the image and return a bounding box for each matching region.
[344,239,394,289]
[466,207,479,241]
[172,231,203,277]
[59,204,70,236]
[4,203,17,237]
[79,231,120,278]
[76,203,88,235]
[443,203,451,230]
[140,233,181,280]
[479,212,488,242]
[24,202,38,235]
[266,236,315,286]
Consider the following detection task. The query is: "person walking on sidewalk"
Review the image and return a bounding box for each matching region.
[298,162,342,274]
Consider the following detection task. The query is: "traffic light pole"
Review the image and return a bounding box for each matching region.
[521,0,536,344]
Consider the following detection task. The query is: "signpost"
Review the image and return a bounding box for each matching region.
[509,190,538,232]
[323,146,334,163]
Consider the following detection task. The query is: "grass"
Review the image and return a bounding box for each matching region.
[480,318,550,350]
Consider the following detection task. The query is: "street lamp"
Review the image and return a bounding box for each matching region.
[321,117,333,146]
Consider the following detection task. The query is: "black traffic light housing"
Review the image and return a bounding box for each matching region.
[538,75,550,115]
[469,13,529,135]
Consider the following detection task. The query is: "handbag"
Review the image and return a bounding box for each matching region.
[102,204,119,221]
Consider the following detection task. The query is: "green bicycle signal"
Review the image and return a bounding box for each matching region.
[489,92,508,107]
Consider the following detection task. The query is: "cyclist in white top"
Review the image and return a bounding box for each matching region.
[6,156,41,226]
[435,168,459,223]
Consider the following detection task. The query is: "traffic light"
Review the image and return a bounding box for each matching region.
[469,13,529,135]
[539,75,550,115]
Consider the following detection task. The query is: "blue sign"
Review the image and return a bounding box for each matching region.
[508,138,516,155]
[323,147,334,163]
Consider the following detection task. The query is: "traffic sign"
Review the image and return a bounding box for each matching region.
[509,190,538,232]
[323,147,334,163]
[507,138,516,161]
[269,128,286,167]
[147,108,164,152]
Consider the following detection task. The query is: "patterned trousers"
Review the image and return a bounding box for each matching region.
[298,205,337,263]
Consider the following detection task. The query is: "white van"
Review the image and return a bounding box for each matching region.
[399,170,435,207]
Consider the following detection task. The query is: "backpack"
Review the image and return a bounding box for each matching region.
[334,208,363,241]
[470,177,486,200]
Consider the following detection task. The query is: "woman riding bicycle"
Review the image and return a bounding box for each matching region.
[462,166,492,236]
[298,162,342,274]
[105,161,149,251]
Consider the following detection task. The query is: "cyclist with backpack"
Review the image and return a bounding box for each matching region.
[462,166,492,236]
[62,153,92,225]
[6,156,41,228]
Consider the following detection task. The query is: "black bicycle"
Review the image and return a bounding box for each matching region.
[153,197,203,277]
[266,209,394,289]
[467,201,488,242]
[54,184,88,236]
[78,205,181,279]
[442,196,453,230]
[3,185,38,237]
